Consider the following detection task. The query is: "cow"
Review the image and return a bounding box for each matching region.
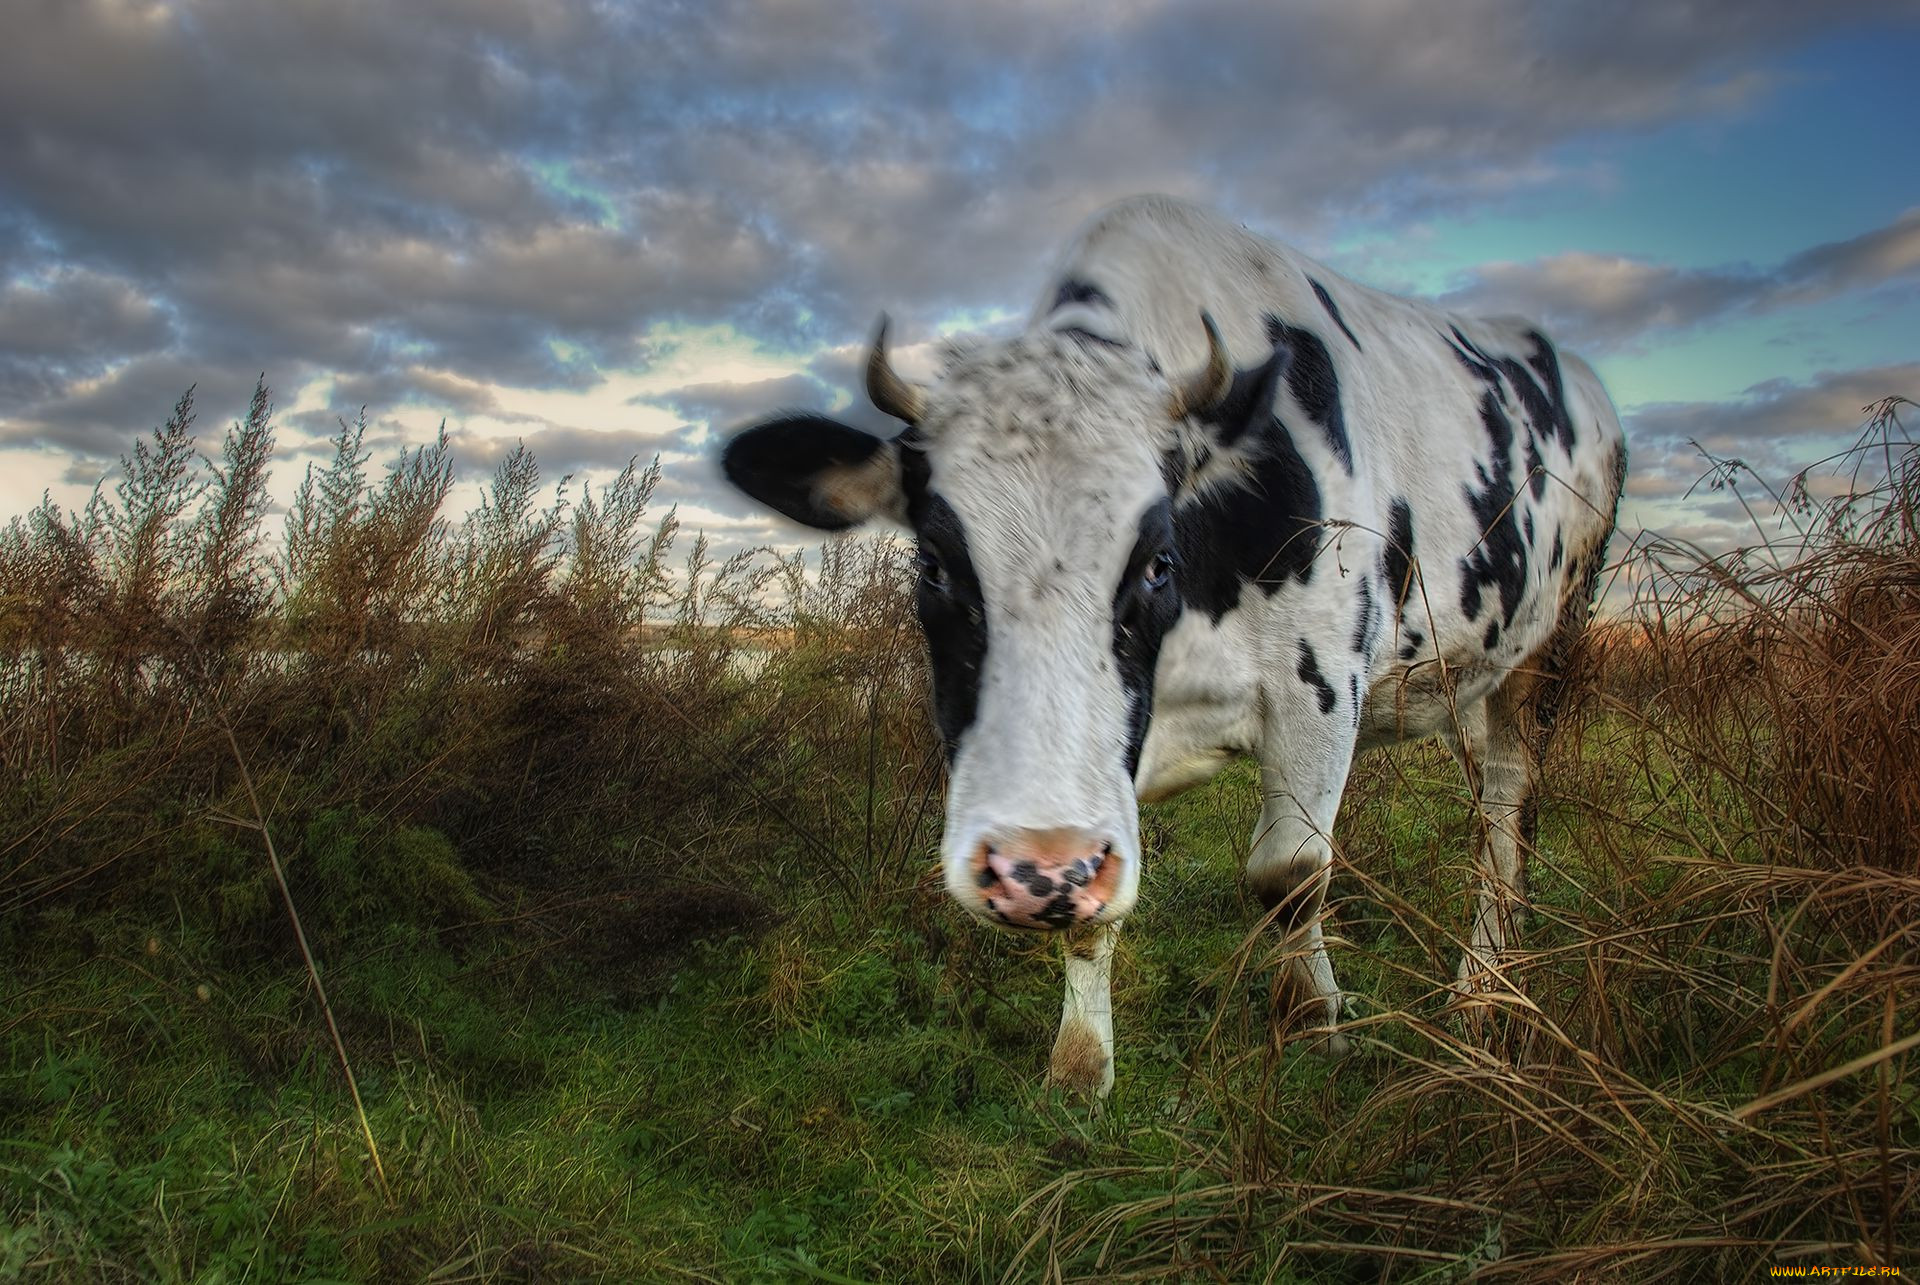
[721,195,1626,1097]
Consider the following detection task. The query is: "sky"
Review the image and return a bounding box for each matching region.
[3,0,1918,583]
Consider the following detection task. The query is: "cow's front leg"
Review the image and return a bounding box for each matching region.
[1246,706,1356,1055]
[1048,922,1119,1097]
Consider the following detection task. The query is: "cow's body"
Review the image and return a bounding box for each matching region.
[723,195,1625,1096]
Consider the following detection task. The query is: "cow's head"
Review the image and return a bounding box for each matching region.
[722,315,1268,932]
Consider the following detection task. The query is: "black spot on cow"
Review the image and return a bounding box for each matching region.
[1057,326,1126,349]
[1352,578,1377,655]
[1173,346,1324,623]
[1459,392,1530,628]
[1493,351,1571,468]
[1010,860,1055,898]
[901,450,989,759]
[1384,498,1416,610]
[1267,314,1352,472]
[1051,278,1112,312]
[1295,640,1338,715]
[1113,499,1184,776]
[1308,277,1361,350]
[1522,331,1577,455]
[1448,327,1576,461]
[1035,893,1079,929]
[1447,325,1499,384]
[1158,440,1192,494]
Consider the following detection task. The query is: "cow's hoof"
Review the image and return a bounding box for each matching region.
[1314,1027,1353,1058]
[1048,1019,1113,1098]
[1449,956,1519,1046]
[1284,1018,1351,1058]
[1448,989,1489,1033]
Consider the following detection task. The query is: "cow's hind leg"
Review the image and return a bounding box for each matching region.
[1445,697,1531,994]
[1049,923,1118,1097]
[1246,734,1356,1056]
[1447,611,1587,998]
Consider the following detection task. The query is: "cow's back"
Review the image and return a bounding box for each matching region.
[1036,195,1626,752]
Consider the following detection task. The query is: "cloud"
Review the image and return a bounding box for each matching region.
[1618,361,1920,552]
[0,268,172,362]
[1440,208,1920,349]
[1627,361,1920,449]
[1773,207,1920,300]
[444,424,668,481]
[321,366,601,429]
[0,268,174,407]
[644,373,832,428]
[0,354,267,458]
[2,0,1916,561]
[5,0,1912,460]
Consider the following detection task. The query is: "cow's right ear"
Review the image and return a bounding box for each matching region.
[1189,339,1293,451]
[720,414,907,531]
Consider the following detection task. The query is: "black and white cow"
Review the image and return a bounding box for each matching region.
[723,196,1626,1096]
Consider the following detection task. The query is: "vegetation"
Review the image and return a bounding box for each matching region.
[1,386,1914,1281]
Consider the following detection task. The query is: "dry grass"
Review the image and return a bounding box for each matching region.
[0,379,933,969]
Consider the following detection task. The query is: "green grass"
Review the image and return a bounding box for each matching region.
[0,750,1495,1282]
[7,713,1915,1282]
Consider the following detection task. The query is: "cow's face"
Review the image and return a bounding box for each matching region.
[723,320,1237,932]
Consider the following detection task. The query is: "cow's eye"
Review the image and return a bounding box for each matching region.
[918,547,949,593]
[1143,551,1175,592]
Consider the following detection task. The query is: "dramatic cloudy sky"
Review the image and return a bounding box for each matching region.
[3,0,1918,577]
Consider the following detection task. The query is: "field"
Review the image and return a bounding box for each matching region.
[2,387,1915,1281]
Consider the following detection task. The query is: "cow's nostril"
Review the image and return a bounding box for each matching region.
[964,831,1124,931]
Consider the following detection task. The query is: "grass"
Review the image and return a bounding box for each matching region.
[1,387,1916,1280]
[0,751,1528,1282]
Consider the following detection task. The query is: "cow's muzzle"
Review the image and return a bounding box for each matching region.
[967,827,1123,931]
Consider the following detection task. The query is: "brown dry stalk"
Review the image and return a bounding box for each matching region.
[1732,1028,1920,1123]
[204,682,393,1204]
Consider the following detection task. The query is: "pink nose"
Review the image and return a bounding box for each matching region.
[971,828,1122,930]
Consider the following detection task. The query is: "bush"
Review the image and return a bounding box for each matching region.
[0,381,934,964]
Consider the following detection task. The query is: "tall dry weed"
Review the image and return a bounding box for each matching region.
[0,384,932,966]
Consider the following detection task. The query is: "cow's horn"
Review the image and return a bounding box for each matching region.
[866,314,928,425]
[1168,312,1233,419]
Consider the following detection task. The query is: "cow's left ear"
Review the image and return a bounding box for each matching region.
[721,414,907,531]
